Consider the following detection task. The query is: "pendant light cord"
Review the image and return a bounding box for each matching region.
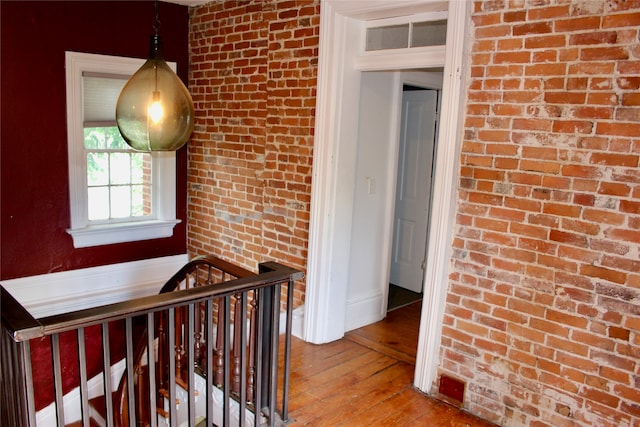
[153,0,161,36]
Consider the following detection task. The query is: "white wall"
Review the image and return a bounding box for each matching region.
[345,71,399,331]
[2,254,189,318]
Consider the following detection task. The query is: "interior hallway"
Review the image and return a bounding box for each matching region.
[286,300,498,426]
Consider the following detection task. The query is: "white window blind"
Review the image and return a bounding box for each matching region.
[82,72,128,127]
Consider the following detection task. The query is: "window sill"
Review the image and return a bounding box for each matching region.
[67,219,181,248]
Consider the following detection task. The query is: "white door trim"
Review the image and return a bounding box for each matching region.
[305,0,470,393]
[414,0,470,393]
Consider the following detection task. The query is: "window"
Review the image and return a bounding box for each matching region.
[66,52,180,248]
[364,12,448,52]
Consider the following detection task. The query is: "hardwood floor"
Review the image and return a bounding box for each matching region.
[285,301,498,426]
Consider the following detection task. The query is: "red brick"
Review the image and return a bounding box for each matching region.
[520,160,560,174]
[544,92,586,104]
[555,16,601,32]
[491,103,523,116]
[525,63,567,76]
[602,12,640,28]
[580,265,627,284]
[569,62,616,75]
[622,92,640,106]
[504,10,526,22]
[494,51,530,63]
[579,387,620,409]
[533,49,557,62]
[587,92,619,105]
[590,152,639,167]
[543,203,581,218]
[549,230,588,247]
[561,164,602,178]
[476,24,512,39]
[583,208,626,225]
[581,47,629,61]
[513,21,552,36]
[598,182,631,197]
[513,118,553,132]
[496,37,523,51]
[618,61,640,75]
[617,76,640,90]
[620,200,640,214]
[525,34,566,49]
[528,5,570,20]
[572,106,613,120]
[569,31,618,45]
[552,120,593,134]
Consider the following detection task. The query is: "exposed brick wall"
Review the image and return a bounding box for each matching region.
[188,0,319,306]
[187,0,639,425]
[442,1,640,426]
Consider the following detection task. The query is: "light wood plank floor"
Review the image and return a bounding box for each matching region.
[285,301,498,426]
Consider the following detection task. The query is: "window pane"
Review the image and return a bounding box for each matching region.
[366,24,409,51]
[131,152,151,184]
[84,128,107,149]
[110,186,131,218]
[87,152,109,186]
[108,128,129,150]
[110,153,131,185]
[411,20,447,47]
[131,185,146,216]
[88,186,109,220]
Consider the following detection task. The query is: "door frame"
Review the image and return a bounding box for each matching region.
[304,0,470,393]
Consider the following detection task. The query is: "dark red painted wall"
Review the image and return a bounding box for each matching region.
[1,1,190,280]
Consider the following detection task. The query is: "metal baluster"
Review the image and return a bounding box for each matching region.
[102,323,114,427]
[194,300,202,368]
[268,284,281,427]
[77,327,90,427]
[168,308,177,427]
[232,293,242,395]
[22,340,37,427]
[206,298,214,427]
[238,291,248,427]
[50,334,66,426]
[223,295,232,427]
[247,293,257,405]
[282,279,295,423]
[125,317,136,427]
[147,312,157,427]
[187,303,196,427]
[215,300,225,386]
[255,288,264,424]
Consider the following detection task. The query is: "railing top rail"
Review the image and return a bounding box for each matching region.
[1,257,304,343]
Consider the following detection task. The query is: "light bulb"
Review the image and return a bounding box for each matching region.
[116,35,194,151]
[148,91,164,124]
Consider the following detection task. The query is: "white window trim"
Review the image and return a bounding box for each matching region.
[65,51,180,248]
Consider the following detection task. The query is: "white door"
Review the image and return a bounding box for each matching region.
[389,89,438,293]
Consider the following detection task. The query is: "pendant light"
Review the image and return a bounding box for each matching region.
[116,1,194,151]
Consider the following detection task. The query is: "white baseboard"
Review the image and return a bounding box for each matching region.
[2,254,189,318]
[345,293,385,332]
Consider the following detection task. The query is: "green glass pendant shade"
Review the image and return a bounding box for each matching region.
[116,35,194,151]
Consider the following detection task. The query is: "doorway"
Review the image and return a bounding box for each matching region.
[304,0,469,394]
[342,71,442,333]
[390,87,439,292]
[388,86,440,311]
